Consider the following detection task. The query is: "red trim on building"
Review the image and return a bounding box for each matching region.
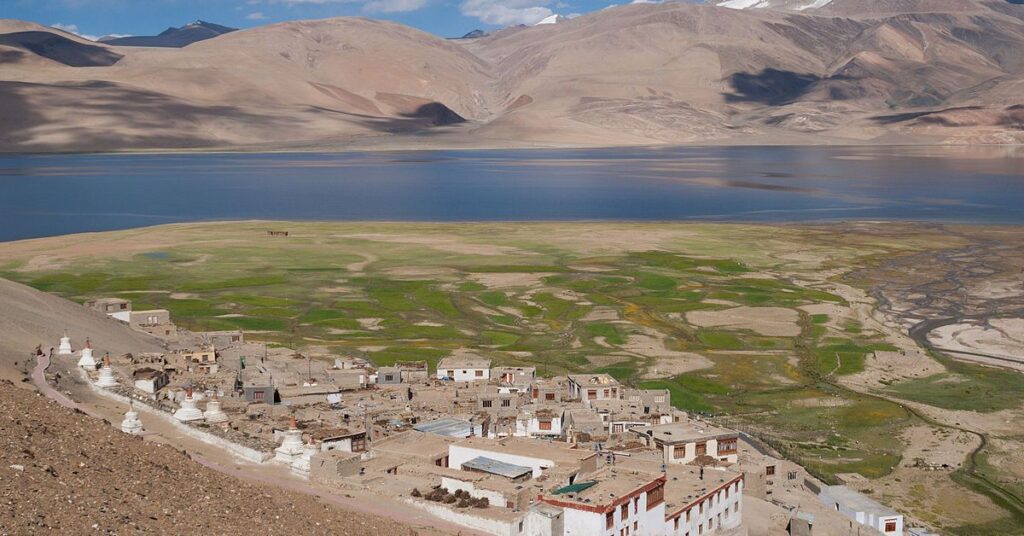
[539,476,667,514]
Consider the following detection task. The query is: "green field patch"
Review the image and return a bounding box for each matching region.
[635,272,677,291]
[640,374,728,413]
[246,307,298,319]
[458,282,487,292]
[219,316,288,331]
[697,330,744,350]
[811,314,830,324]
[30,272,112,294]
[887,355,1024,412]
[815,339,896,375]
[180,275,287,292]
[584,323,625,345]
[595,362,636,382]
[479,291,510,307]
[224,294,302,307]
[482,331,520,347]
[163,298,224,318]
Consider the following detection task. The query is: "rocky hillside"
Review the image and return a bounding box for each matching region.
[1,0,1023,151]
[0,381,414,534]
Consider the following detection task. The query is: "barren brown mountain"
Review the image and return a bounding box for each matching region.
[1,0,1023,152]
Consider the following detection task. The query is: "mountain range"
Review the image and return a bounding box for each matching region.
[1,0,1023,152]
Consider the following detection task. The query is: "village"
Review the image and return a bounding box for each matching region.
[48,296,925,536]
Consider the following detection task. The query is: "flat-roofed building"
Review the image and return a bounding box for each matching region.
[567,374,621,405]
[515,405,564,438]
[85,297,132,322]
[492,366,536,390]
[538,469,668,536]
[437,356,492,382]
[132,367,169,394]
[449,436,598,479]
[815,485,903,536]
[631,420,740,464]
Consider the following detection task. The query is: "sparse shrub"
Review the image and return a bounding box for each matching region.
[443,494,457,504]
[457,498,472,508]
[411,488,422,498]
[473,497,489,509]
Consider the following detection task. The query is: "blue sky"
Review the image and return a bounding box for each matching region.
[3,0,667,40]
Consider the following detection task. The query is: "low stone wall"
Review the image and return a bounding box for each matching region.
[403,498,518,536]
[80,369,273,464]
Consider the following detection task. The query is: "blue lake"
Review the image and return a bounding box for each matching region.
[1,145,1022,242]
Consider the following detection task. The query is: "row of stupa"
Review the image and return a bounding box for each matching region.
[59,333,313,476]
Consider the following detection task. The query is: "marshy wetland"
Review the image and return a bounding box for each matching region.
[2,221,1023,533]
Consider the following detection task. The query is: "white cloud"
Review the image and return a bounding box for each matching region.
[50,22,99,41]
[461,0,553,26]
[246,11,268,19]
[363,0,428,13]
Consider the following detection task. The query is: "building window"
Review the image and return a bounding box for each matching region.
[686,509,691,522]
[604,389,610,397]
[633,521,637,531]
[733,503,738,514]
[545,393,556,401]
[634,497,639,510]
[482,400,493,408]
[539,420,552,431]
[621,504,628,519]
[501,399,511,407]
[718,438,737,454]
[475,370,484,377]
[674,517,680,530]
[766,465,776,476]
[253,390,265,402]
[588,390,597,400]
[674,445,685,459]
[647,484,664,510]
[695,442,707,456]
[385,374,394,382]
[446,370,454,377]
[884,520,897,533]
[606,511,614,529]
[533,388,539,398]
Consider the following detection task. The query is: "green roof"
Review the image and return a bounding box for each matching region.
[552,480,598,495]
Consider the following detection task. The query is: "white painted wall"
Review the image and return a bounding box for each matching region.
[449,445,554,479]
[442,477,509,509]
[438,367,490,382]
[669,479,743,535]
[110,310,131,323]
[664,438,739,465]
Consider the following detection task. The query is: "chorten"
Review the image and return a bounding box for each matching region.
[77,338,97,369]
[121,402,144,435]
[95,354,119,388]
[274,417,305,464]
[203,395,229,425]
[291,437,318,476]
[173,388,204,422]
[58,331,73,355]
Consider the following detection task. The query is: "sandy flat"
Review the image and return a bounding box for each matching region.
[686,306,801,337]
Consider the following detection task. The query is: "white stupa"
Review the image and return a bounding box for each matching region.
[172,388,204,422]
[121,402,144,435]
[291,438,318,476]
[58,331,73,355]
[77,338,97,369]
[95,354,119,388]
[203,395,229,425]
[274,417,305,464]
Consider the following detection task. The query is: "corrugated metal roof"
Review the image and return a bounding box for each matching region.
[413,418,475,438]
[462,456,532,479]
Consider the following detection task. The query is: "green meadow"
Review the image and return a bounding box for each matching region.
[0,221,1017,492]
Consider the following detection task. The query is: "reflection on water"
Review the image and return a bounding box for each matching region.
[0,145,1022,242]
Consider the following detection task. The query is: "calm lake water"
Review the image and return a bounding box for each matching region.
[1,146,1022,242]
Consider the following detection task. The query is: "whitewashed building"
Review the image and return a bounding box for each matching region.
[816,485,903,536]
[438,356,492,382]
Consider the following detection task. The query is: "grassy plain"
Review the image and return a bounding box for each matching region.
[2,221,1022,533]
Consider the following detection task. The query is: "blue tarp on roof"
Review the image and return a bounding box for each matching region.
[462,456,532,479]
